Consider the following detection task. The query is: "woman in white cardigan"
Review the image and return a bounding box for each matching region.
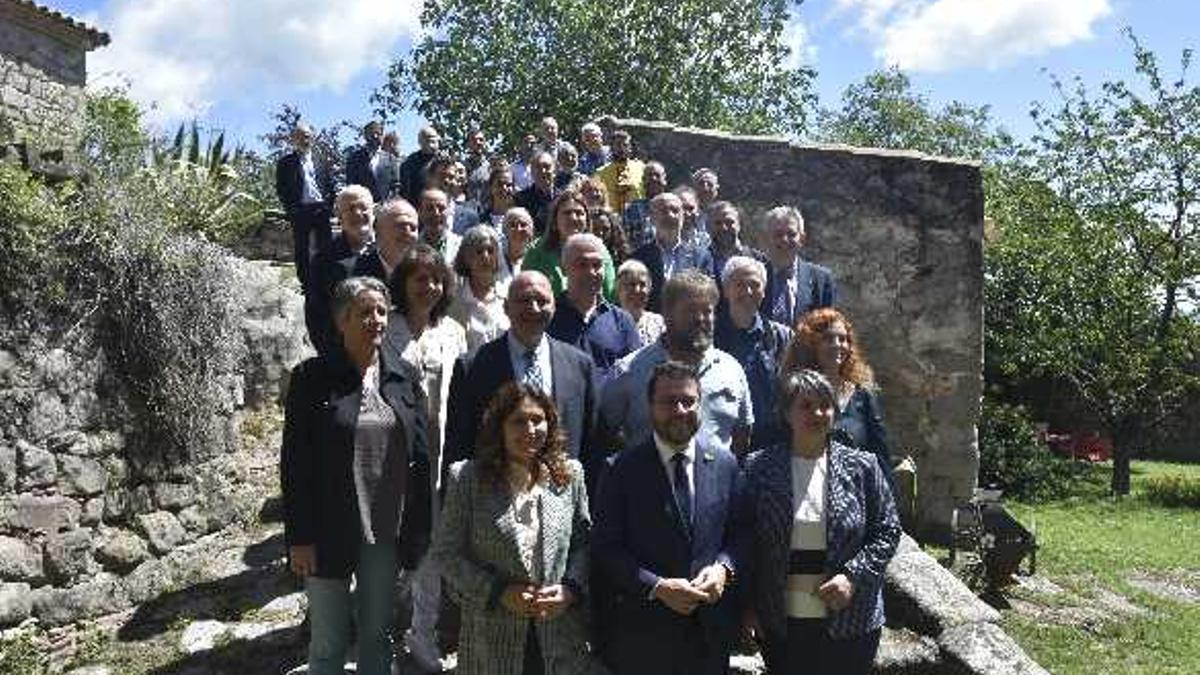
[383,243,468,672]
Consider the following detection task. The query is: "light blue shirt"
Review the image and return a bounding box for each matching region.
[600,341,754,454]
[506,331,553,396]
[300,153,323,204]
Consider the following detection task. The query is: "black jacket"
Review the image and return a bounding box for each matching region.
[275,151,334,213]
[281,350,431,576]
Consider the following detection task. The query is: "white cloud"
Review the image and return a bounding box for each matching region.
[87,0,421,125]
[834,0,1112,72]
[783,16,818,69]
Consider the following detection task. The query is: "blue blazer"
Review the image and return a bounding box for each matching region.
[740,441,900,640]
[591,439,744,671]
[763,258,837,327]
[630,240,714,312]
[443,333,598,474]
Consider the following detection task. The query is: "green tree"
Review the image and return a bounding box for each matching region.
[373,0,817,150]
[1017,30,1200,494]
[816,67,1013,162]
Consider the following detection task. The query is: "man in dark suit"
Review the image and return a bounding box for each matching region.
[592,360,743,675]
[397,125,441,203]
[344,121,384,201]
[514,150,558,236]
[761,205,837,327]
[630,192,714,312]
[275,123,335,293]
[443,270,598,473]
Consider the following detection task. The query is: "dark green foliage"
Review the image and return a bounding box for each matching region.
[978,398,1088,502]
[374,0,817,150]
[1143,473,1200,508]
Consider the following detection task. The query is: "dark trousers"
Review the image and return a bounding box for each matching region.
[605,614,727,675]
[289,203,332,292]
[761,619,880,675]
[523,621,544,675]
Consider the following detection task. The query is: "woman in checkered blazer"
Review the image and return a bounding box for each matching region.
[740,369,900,675]
[431,382,599,675]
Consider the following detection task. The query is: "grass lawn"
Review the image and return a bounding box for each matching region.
[1000,460,1200,675]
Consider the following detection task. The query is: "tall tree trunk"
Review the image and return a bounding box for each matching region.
[1110,422,1139,496]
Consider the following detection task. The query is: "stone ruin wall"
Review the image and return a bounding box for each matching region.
[603,117,984,539]
[0,9,89,148]
[0,262,309,629]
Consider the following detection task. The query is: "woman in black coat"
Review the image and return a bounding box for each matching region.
[281,275,431,675]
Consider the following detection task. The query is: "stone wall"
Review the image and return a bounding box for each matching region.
[0,12,88,148]
[603,117,984,538]
[0,260,309,628]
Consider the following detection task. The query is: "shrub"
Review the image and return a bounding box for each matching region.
[978,397,1089,501]
[1144,474,1200,508]
[0,164,71,323]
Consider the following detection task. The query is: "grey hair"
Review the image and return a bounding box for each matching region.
[532,150,556,166]
[455,225,501,277]
[335,184,374,211]
[580,122,601,135]
[617,258,651,282]
[557,141,578,158]
[779,368,837,417]
[692,167,718,182]
[502,206,533,230]
[661,269,718,314]
[720,255,767,287]
[763,205,805,234]
[562,232,606,266]
[376,197,415,219]
[331,276,390,328]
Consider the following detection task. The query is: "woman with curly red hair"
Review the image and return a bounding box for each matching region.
[431,382,595,675]
[781,308,894,485]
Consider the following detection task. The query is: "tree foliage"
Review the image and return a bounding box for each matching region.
[373,0,817,150]
[1014,30,1200,493]
[817,67,1014,162]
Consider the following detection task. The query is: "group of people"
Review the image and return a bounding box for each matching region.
[277,117,901,675]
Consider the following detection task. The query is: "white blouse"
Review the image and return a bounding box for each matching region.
[447,278,510,356]
[786,454,828,618]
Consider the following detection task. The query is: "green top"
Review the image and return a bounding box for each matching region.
[521,236,617,302]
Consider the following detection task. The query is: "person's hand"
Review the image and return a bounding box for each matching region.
[817,573,854,612]
[532,584,575,620]
[690,563,728,603]
[653,578,709,615]
[289,545,317,577]
[500,583,538,617]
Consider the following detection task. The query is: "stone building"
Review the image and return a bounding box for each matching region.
[0,0,109,149]
[602,117,984,540]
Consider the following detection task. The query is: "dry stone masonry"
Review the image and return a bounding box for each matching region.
[0,0,109,150]
[603,117,984,539]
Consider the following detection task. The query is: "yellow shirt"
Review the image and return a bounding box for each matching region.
[595,159,646,215]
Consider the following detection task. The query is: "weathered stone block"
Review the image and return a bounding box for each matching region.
[95,530,150,573]
[136,510,188,555]
[103,488,129,523]
[177,505,208,534]
[4,494,81,533]
[17,439,56,488]
[44,528,93,584]
[884,545,1000,635]
[80,497,104,525]
[0,442,16,491]
[58,455,107,495]
[0,535,43,581]
[0,582,33,626]
[27,391,67,439]
[938,621,1050,675]
[153,481,195,511]
[31,573,130,625]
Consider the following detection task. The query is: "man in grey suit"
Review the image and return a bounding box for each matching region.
[592,361,744,675]
[443,271,599,474]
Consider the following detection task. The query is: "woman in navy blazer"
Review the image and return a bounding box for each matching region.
[740,369,899,675]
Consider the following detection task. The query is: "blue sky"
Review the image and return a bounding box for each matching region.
[60,0,1200,154]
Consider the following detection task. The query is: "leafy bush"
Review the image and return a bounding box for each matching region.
[0,163,71,322]
[1144,474,1200,508]
[978,397,1088,501]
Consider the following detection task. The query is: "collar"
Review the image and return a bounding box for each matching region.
[718,308,764,336]
[654,432,696,464]
[507,330,549,359]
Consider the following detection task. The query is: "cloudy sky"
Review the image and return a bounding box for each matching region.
[58,0,1198,152]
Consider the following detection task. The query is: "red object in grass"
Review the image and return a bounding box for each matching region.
[1041,429,1112,462]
